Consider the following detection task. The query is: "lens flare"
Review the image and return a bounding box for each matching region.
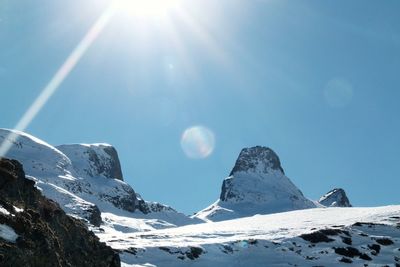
[181,126,215,159]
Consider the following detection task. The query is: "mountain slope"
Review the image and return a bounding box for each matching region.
[0,158,120,267]
[195,146,316,221]
[0,128,197,230]
[0,128,103,224]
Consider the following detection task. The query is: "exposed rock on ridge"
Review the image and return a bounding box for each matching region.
[56,144,124,181]
[319,188,352,207]
[229,146,284,176]
[135,193,177,214]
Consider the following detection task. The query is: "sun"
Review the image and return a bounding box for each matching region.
[112,0,181,19]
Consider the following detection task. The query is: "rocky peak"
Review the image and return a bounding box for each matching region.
[196,146,316,221]
[56,144,124,181]
[229,146,284,176]
[1,129,139,218]
[220,146,294,203]
[319,188,352,207]
[135,193,177,214]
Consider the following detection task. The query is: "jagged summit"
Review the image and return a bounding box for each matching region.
[229,146,284,176]
[319,188,352,207]
[196,146,316,221]
[221,146,286,202]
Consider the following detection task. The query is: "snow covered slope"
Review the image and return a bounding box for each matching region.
[0,128,101,224]
[195,146,316,221]
[97,205,400,267]
[0,128,197,228]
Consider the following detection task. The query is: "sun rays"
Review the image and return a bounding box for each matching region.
[0,1,231,158]
[112,0,181,18]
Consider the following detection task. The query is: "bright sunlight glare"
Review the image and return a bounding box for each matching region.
[112,0,181,18]
[0,0,224,160]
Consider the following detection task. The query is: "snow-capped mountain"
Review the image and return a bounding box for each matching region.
[2,129,399,267]
[319,188,352,207]
[0,128,197,230]
[195,146,317,221]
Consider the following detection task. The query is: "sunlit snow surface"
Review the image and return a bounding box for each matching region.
[97,206,400,267]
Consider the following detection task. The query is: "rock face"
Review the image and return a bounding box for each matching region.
[56,144,138,212]
[0,158,120,267]
[56,144,124,181]
[135,193,177,214]
[228,146,285,177]
[319,188,352,207]
[195,146,316,221]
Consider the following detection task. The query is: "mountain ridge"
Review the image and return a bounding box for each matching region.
[3,128,398,267]
[0,128,198,230]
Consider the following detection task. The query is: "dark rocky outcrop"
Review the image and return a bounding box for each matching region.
[136,194,176,214]
[300,228,350,244]
[87,205,103,227]
[0,158,120,267]
[229,146,284,176]
[318,188,352,207]
[99,146,124,180]
[375,238,394,246]
[300,231,335,243]
[334,246,371,261]
[98,182,138,212]
[368,244,381,255]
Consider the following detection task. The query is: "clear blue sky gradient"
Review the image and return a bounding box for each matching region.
[1,0,399,214]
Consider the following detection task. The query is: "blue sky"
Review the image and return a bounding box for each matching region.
[0,0,399,214]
